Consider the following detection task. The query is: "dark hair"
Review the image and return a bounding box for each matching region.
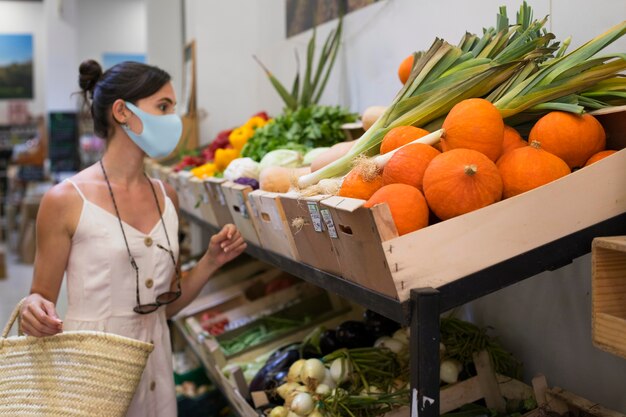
[78,60,171,138]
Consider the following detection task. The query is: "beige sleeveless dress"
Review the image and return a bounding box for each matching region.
[64,178,179,417]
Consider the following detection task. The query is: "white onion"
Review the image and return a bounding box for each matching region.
[374,336,407,354]
[288,359,306,383]
[440,359,463,384]
[287,412,300,417]
[291,392,315,416]
[392,328,409,345]
[300,359,326,389]
[315,383,331,396]
[321,368,336,389]
[329,358,352,384]
[269,406,288,417]
[276,382,301,400]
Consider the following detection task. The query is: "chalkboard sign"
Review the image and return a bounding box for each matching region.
[48,112,80,172]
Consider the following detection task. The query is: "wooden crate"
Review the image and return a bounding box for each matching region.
[248,191,299,260]
[203,177,235,227]
[318,107,626,301]
[592,236,626,359]
[190,177,218,226]
[221,182,262,247]
[280,193,342,276]
[176,171,199,215]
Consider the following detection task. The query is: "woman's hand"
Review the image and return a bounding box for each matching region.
[19,293,63,337]
[206,224,247,269]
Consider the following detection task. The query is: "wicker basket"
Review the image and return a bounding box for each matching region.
[0,299,154,416]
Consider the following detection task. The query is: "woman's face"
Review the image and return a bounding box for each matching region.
[123,81,177,135]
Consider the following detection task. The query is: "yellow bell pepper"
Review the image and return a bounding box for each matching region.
[214,148,239,172]
[245,116,268,130]
[228,125,254,151]
[190,162,217,179]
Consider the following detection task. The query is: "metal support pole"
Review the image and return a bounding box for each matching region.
[410,287,440,417]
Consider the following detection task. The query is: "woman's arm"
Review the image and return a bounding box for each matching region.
[161,182,247,319]
[20,183,78,336]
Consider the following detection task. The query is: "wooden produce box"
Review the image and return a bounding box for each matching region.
[203,177,235,227]
[220,182,262,247]
[319,108,626,301]
[190,177,218,225]
[176,171,198,215]
[592,235,626,359]
[280,193,343,276]
[248,191,299,260]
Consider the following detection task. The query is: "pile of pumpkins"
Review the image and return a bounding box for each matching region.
[337,98,615,236]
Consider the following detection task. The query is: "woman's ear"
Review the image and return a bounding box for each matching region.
[111,99,130,124]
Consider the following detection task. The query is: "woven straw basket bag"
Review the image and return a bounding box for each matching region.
[0,299,154,416]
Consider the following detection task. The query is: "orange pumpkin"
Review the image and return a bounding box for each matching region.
[364,184,429,236]
[528,112,606,169]
[441,98,504,162]
[497,140,570,198]
[382,143,441,191]
[398,55,414,85]
[380,126,429,154]
[423,148,503,220]
[338,168,384,200]
[584,149,617,167]
[501,125,527,155]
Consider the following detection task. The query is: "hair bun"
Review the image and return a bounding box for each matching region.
[79,59,103,93]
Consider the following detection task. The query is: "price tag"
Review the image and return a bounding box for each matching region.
[236,193,249,219]
[216,186,226,206]
[307,202,323,232]
[320,208,338,239]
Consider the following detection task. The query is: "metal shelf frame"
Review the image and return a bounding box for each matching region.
[181,209,626,417]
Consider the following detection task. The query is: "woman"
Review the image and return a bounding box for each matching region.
[19,60,247,416]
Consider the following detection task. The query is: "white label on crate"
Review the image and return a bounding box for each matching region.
[236,193,249,219]
[216,186,226,206]
[320,208,338,239]
[307,202,323,232]
[248,196,259,218]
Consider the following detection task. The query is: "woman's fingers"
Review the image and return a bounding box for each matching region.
[21,310,60,337]
[222,236,246,253]
[25,303,62,335]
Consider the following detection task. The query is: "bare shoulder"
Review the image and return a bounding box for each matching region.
[37,180,83,235]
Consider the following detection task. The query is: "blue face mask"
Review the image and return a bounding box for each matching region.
[123,101,182,158]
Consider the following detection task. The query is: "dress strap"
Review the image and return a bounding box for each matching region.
[65,179,87,201]
[156,179,167,200]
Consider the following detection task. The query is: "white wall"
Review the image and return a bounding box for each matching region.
[76,0,146,67]
[0,0,147,121]
[146,0,183,110]
[184,0,626,411]
[0,1,45,122]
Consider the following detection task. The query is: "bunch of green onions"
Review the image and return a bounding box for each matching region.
[298,2,626,188]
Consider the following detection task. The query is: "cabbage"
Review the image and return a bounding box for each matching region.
[302,147,330,166]
[223,157,260,181]
[259,149,302,171]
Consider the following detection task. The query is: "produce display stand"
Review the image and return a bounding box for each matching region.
[171,107,626,416]
[181,208,626,417]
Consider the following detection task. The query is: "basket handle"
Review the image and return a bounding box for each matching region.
[2,298,26,338]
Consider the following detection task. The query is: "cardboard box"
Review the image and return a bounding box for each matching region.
[248,191,299,260]
[318,107,626,301]
[203,178,235,227]
[280,193,342,275]
[220,182,262,247]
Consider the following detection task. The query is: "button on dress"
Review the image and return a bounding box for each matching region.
[63,179,179,417]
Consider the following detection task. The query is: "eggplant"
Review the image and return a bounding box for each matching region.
[248,348,300,393]
[335,321,377,349]
[319,329,339,356]
[363,309,401,338]
[265,369,288,404]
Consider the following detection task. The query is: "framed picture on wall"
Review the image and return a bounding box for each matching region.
[286,0,380,37]
[0,34,34,99]
[181,40,196,116]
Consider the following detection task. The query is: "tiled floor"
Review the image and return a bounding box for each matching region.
[0,242,67,334]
